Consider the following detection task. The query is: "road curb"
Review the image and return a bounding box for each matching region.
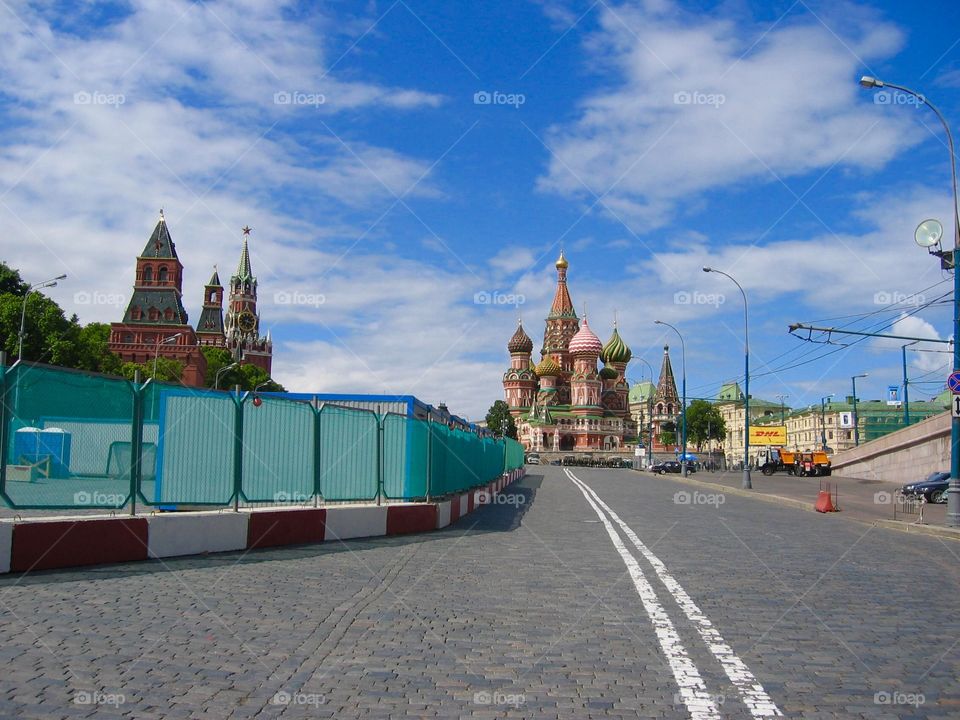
[646,471,960,542]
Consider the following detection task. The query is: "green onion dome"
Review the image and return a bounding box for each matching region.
[601,327,632,364]
[599,365,618,380]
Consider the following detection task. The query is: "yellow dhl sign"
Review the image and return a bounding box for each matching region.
[748,426,787,445]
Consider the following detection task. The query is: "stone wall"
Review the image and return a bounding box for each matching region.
[830,411,950,483]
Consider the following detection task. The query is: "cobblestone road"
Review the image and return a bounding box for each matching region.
[1,466,958,718]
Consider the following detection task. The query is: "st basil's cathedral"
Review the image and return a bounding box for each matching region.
[502,252,637,452]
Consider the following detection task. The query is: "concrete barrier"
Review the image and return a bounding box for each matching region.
[0,469,525,574]
[324,506,388,541]
[147,511,249,558]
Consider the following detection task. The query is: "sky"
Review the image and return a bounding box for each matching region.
[2,0,960,420]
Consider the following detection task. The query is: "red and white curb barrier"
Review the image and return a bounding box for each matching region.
[0,468,526,574]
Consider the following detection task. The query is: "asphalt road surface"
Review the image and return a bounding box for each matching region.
[0,465,957,718]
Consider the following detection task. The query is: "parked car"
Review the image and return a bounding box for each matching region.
[899,471,950,503]
[650,461,697,475]
[525,453,541,465]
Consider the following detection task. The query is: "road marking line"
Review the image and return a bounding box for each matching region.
[566,469,783,718]
[563,469,722,719]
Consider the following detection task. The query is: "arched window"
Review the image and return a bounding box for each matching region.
[149,307,159,321]
[142,266,153,284]
[123,333,133,343]
[209,291,217,303]
[164,308,174,321]
[131,306,141,320]
[158,266,168,283]
[657,403,664,414]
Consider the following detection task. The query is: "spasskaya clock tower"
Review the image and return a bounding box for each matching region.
[223,226,273,373]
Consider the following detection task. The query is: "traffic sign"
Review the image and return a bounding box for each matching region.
[949,371,960,394]
[953,395,960,418]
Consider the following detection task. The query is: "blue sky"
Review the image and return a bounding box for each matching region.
[2,0,960,419]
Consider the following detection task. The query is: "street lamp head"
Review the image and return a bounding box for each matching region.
[55,274,67,281]
[859,75,883,88]
[654,320,663,325]
[702,266,712,273]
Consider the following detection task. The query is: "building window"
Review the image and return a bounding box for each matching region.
[158,266,168,283]
[123,333,133,343]
[142,266,153,284]
[164,308,174,321]
[149,308,159,321]
[131,306,141,320]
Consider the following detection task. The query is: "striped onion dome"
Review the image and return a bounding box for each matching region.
[568,317,602,356]
[535,357,562,377]
[601,327,632,364]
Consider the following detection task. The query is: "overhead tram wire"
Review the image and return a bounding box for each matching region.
[685,281,953,396]
[685,289,954,395]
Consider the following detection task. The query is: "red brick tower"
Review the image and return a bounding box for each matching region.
[108,211,206,386]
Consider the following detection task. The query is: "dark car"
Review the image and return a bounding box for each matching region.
[650,461,696,475]
[899,471,950,503]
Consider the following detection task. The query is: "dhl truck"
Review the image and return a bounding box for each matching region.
[756,447,831,477]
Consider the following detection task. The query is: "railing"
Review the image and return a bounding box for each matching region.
[0,361,525,512]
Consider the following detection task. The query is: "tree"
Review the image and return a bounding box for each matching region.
[0,263,27,296]
[118,357,184,383]
[658,420,677,447]
[200,346,285,391]
[74,322,123,375]
[0,289,79,365]
[485,399,517,439]
[685,399,725,450]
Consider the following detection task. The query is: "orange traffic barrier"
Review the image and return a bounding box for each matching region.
[815,490,837,513]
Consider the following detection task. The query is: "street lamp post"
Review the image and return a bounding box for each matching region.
[153,333,183,379]
[901,341,918,425]
[776,394,788,425]
[215,361,240,390]
[859,75,959,527]
[820,394,834,451]
[633,357,656,466]
[704,267,752,489]
[654,320,688,476]
[851,374,867,447]
[18,274,67,360]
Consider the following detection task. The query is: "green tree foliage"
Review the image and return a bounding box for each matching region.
[685,399,726,450]
[200,346,285,391]
[658,420,677,447]
[485,399,517,439]
[118,357,185,383]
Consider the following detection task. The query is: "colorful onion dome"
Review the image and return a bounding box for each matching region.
[568,317,602,356]
[507,321,533,353]
[599,365,618,380]
[601,327,632,364]
[555,250,569,270]
[535,357,562,377]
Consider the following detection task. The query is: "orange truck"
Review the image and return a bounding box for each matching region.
[756,447,831,477]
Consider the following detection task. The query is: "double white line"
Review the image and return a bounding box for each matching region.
[564,468,781,719]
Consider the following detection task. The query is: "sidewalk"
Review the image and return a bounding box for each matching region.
[641,469,960,541]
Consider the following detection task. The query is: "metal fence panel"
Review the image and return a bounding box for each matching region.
[382,413,429,500]
[319,404,378,502]
[146,384,235,505]
[242,395,314,503]
[2,364,133,509]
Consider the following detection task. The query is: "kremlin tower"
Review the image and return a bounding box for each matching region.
[502,252,636,452]
[109,213,274,386]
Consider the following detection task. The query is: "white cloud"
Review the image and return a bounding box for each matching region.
[537,1,916,229]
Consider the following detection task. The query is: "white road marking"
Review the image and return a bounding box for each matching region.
[566,469,783,718]
[563,469,722,719]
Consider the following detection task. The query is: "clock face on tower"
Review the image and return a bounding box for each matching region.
[238,310,256,333]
